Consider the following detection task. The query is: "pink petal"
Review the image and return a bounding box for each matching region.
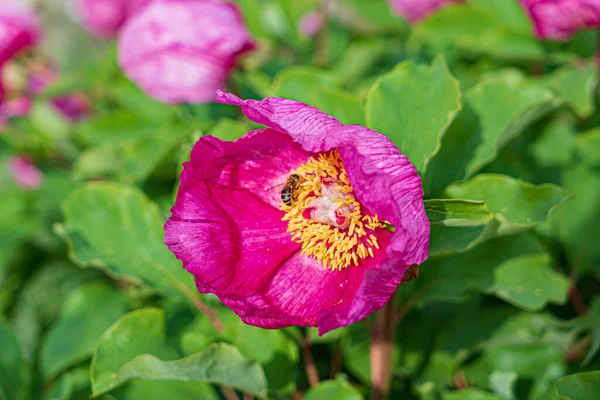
[165,130,313,297]
[216,91,343,152]
[75,0,149,38]
[299,11,324,37]
[8,155,43,189]
[118,0,255,104]
[520,0,600,40]
[0,1,42,65]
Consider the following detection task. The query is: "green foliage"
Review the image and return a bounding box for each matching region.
[1,1,599,399]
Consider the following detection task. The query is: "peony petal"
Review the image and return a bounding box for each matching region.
[118,0,254,104]
[188,129,313,208]
[323,125,430,266]
[8,155,43,189]
[520,0,600,40]
[0,1,41,65]
[216,91,343,152]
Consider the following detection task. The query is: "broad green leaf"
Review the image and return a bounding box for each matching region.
[548,163,600,274]
[274,67,365,125]
[336,0,407,33]
[412,1,543,61]
[59,182,198,301]
[209,119,250,142]
[412,233,547,306]
[488,254,569,311]
[366,56,461,175]
[91,309,266,398]
[489,371,517,400]
[443,388,503,400]
[110,381,218,400]
[446,174,567,233]
[91,309,179,395]
[40,281,129,379]
[13,262,101,360]
[462,72,557,177]
[0,319,28,400]
[425,199,495,256]
[303,377,363,400]
[574,128,600,167]
[546,61,598,118]
[555,371,600,400]
[531,117,576,167]
[106,344,267,398]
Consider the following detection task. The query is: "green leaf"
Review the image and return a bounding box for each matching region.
[335,0,407,33]
[446,174,567,232]
[425,199,495,256]
[91,309,267,398]
[303,377,363,400]
[488,254,570,311]
[274,67,365,126]
[574,128,600,167]
[546,61,598,118]
[461,72,557,177]
[39,281,129,380]
[366,56,462,175]
[412,1,543,61]
[547,163,600,274]
[13,262,100,361]
[443,388,503,400]
[555,370,600,400]
[209,119,250,142]
[59,182,198,301]
[107,344,267,398]
[0,319,28,400]
[412,233,547,306]
[531,117,576,167]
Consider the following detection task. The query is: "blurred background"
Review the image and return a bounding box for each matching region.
[1,0,600,399]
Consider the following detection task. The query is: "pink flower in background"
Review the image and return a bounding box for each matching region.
[8,155,43,189]
[165,91,430,334]
[389,0,464,22]
[28,64,91,121]
[0,1,41,65]
[520,0,600,40]
[118,0,255,104]
[299,11,324,37]
[75,0,150,38]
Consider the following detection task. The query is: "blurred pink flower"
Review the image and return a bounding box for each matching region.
[75,0,150,38]
[520,0,600,40]
[8,155,43,189]
[165,91,430,334]
[118,0,255,104]
[28,64,91,121]
[0,1,41,65]
[389,0,464,22]
[299,11,324,37]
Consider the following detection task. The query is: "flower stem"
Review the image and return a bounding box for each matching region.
[301,333,320,387]
[370,291,397,400]
[221,386,240,400]
[569,275,588,316]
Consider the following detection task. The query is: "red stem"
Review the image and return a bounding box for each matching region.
[370,291,397,400]
[301,334,320,387]
[568,275,588,316]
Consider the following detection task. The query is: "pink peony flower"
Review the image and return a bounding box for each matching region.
[520,0,600,40]
[118,0,255,104]
[0,1,41,65]
[299,11,324,37]
[164,91,430,334]
[75,0,150,38]
[8,155,43,189]
[389,0,464,22]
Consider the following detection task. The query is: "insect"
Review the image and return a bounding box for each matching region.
[281,174,303,206]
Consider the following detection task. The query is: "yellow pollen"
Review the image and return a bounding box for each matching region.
[280,149,389,271]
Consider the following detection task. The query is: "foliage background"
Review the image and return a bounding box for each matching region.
[1,0,600,399]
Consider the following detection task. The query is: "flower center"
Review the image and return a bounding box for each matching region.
[281,149,388,271]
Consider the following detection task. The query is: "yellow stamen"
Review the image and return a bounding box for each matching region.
[281,149,388,271]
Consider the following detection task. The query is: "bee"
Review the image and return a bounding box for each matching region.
[281,174,303,206]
